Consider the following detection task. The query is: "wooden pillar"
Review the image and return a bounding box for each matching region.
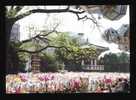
[94,59,97,66]
[81,60,85,66]
[91,59,93,67]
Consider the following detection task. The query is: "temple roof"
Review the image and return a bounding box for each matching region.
[81,43,109,51]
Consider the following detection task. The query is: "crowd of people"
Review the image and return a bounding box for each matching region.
[6,72,130,93]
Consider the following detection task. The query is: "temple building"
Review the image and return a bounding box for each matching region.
[68,32,109,71]
[81,43,109,71]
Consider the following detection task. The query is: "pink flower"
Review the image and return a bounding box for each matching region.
[74,80,80,88]
[19,74,28,82]
[20,75,28,82]
[38,76,44,81]
[105,79,112,84]
[44,76,49,81]
[51,76,54,80]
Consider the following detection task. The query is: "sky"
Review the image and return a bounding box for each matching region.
[15,5,129,57]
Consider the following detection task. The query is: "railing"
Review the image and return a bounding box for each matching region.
[82,65,104,71]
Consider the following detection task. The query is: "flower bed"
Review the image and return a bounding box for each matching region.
[6,72,130,93]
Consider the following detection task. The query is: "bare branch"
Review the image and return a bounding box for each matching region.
[21,23,58,44]
[21,34,39,43]
[37,36,51,43]
[14,7,85,21]
[76,13,98,25]
[10,6,14,11]
[15,6,24,14]
[76,13,87,20]
[41,23,59,37]
[76,12,104,34]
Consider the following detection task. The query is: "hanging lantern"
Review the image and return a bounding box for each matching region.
[100,5,127,20]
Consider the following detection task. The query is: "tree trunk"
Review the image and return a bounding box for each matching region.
[6,18,19,74]
[5,18,15,44]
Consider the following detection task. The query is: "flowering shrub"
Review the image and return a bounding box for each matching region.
[6,72,129,93]
[19,74,28,82]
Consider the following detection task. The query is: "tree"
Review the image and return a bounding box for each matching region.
[52,32,97,71]
[6,5,127,73]
[118,52,129,64]
[100,52,129,72]
[118,52,129,72]
[6,6,89,46]
[52,32,75,62]
[7,5,125,51]
[6,5,128,49]
[6,6,88,73]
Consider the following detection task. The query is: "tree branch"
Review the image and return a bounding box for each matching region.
[15,6,24,14]
[10,6,14,11]
[37,36,51,43]
[14,6,85,21]
[76,13,98,25]
[76,13,103,34]
[21,23,58,44]
[21,34,39,43]
[76,13,87,20]
[40,23,59,37]
[17,45,72,54]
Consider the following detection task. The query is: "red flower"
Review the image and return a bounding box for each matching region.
[105,79,112,84]
[74,80,80,88]
[15,87,21,94]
